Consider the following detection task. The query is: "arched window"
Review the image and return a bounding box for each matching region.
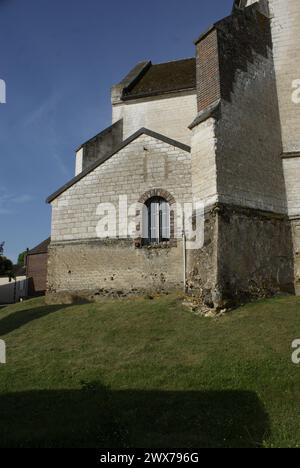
[144,197,170,244]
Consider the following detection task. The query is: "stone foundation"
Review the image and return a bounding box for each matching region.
[216,204,293,307]
[187,207,219,306]
[46,204,295,307]
[187,204,294,309]
[46,239,185,304]
[290,219,300,296]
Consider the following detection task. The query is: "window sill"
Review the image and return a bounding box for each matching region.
[134,239,177,249]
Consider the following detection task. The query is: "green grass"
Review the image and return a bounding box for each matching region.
[0,293,300,448]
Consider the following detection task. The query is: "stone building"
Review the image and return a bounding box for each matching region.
[46,0,300,308]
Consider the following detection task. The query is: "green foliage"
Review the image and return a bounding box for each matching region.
[17,251,27,266]
[0,242,13,277]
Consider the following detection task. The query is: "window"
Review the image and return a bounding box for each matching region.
[144,197,170,244]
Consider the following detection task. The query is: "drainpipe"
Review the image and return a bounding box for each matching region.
[182,213,187,294]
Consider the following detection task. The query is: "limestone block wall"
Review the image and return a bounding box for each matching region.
[186,208,219,306]
[213,8,293,301]
[75,120,123,176]
[283,158,300,217]
[188,4,294,305]
[51,134,192,242]
[217,205,294,305]
[48,133,192,297]
[268,0,300,293]
[191,118,218,207]
[215,7,287,214]
[291,220,300,294]
[112,91,197,147]
[268,0,300,154]
[47,240,184,299]
[270,0,300,226]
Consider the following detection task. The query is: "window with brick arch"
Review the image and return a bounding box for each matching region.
[144,197,170,244]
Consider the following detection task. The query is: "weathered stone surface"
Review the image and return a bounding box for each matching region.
[112,91,197,147]
[51,133,192,243]
[76,120,123,175]
[216,204,295,307]
[47,0,300,307]
[46,239,184,304]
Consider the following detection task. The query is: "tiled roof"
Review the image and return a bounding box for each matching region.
[27,238,50,255]
[122,58,196,100]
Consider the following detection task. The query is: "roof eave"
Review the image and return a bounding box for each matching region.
[122,86,196,102]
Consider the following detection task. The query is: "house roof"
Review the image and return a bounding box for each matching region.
[27,238,50,255]
[46,128,191,204]
[122,58,196,100]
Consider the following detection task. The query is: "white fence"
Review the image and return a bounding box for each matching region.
[0,277,28,304]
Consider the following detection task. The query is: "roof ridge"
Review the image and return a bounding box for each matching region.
[153,57,195,66]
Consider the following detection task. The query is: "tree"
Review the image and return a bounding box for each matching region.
[0,242,14,277]
[18,250,27,266]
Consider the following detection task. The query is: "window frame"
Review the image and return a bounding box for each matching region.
[144,196,171,245]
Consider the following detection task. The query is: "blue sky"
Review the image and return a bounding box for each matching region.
[0,0,233,262]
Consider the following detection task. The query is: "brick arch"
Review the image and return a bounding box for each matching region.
[138,189,176,206]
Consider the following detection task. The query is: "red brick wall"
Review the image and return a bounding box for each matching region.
[195,29,221,113]
[26,253,48,295]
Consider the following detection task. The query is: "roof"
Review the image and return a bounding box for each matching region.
[122,58,196,100]
[27,238,50,255]
[47,128,191,204]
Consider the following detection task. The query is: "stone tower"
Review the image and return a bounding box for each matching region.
[188,0,300,308]
[247,0,300,291]
[268,0,300,292]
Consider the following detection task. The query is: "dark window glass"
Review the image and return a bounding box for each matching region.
[144,197,170,244]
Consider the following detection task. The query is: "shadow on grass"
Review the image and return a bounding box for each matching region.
[0,304,68,337]
[0,384,270,448]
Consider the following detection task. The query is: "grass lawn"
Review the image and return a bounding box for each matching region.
[0,293,299,448]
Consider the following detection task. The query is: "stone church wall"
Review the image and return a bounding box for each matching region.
[47,133,192,302]
[268,0,300,154]
[188,4,295,307]
[47,239,184,303]
[112,91,197,147]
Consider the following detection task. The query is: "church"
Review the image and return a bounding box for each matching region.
[46,0,300,310]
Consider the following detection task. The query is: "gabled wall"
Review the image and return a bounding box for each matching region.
[47,133,192,301]
[112,91,197,147]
